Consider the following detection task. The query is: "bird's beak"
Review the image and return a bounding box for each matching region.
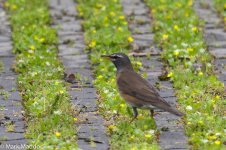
[101,54,111,60]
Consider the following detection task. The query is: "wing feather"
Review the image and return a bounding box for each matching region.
[117,70,171,108]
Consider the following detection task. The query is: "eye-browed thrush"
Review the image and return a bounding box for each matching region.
[101,53,184,120]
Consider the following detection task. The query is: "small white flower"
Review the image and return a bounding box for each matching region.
[104,89,109,94]
[18,59,24,63]
[186,105,193,110]
[45,61,50,66]
[206,63,212,68]
[28,50,34,54]
[149,129,155,135]
[202,139,208,143]
[181,42,188,47]
[199,48,205,53]
[215,133,221,136]
[54,110,62,115]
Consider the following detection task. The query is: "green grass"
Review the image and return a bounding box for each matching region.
[5,0,78,149]
[0,61,3,72]
[77,0,159,149]
[214,0,226,28]
[145,0,226,149]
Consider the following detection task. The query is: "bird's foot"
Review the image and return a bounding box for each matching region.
[129,117,137,123]
[150,110,160,118]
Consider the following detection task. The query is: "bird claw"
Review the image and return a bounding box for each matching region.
[129,117,137,123]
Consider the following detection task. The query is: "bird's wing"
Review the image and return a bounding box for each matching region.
[117,70,171,108]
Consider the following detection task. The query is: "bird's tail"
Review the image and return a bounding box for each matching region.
[166,106,184,116]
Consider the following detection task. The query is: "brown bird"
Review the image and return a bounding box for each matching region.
[101,53,184,121]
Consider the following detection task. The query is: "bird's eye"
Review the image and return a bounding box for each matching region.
[111,55,119,59]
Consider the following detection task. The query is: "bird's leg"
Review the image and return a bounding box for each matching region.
[130,107,138,123]
[150,109,154,118]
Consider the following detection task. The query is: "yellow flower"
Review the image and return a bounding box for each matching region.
[224,3,226,9]
[73,118,78,121]
[165,15,171,19]
[176,2,182,7]
[11,4,17,10]
[96,3,103,9]
[151,9,156,14]
[29,45,35,50]
[187,122,191,125]
[33,35,38,40]
[136,61,142,67]
[59,90,64,94]
[104,16,108,22]
[162,34,168,40]
[185,12,189,17]
[117,27,123,31]
[120,103,126,108]
[144,134,152,139]
[55,132,61,137]
[198,71,203,76]
[129,135,135,140]
[104,23,109,27]
[192,27,198,32]
[188,0,193,6]
[167,72,173,78]
[97,75,103,79]
[137,115,144,120]
[198,120,203,124]
[92,29,96,33]
[54,81,59,85]
[127,36,134,43]
[39,38,45,43]
[173,25,179,31]
[208,135,217,140]
[110,11,115,16]
[119,15,125,20]
[89,40,96,48]
[122,21,127,25]
[143,125,148,129]
[79,11,83,16]
[173,51,179,57]
[187,48,194,52]
[215,95,220,100]
[214,140,221,145]
[108,125,116,131]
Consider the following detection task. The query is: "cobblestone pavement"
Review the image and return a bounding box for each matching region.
[49,0,109,149]
[121,0,188,149]
[194,0,226,86]
[0,1,26,150]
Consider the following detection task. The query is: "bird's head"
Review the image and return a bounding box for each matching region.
[101,53,133,72]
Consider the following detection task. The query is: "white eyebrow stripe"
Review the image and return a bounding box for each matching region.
[111,54,123,58]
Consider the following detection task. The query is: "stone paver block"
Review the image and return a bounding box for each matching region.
[61,55,90,69]
[209,48,226,59]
